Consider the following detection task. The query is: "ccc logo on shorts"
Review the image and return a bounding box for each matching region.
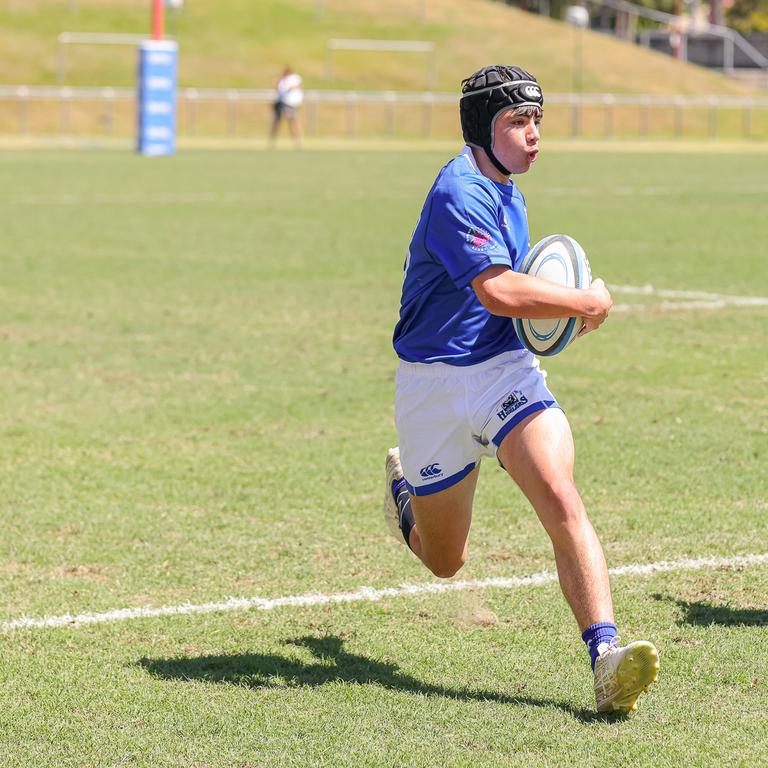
[420,463,443,479]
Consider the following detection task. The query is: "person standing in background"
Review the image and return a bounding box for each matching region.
[270,66,304,147]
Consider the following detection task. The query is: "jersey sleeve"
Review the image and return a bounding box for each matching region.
[424,179,512,289]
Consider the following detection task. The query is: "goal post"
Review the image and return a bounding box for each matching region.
[152,0,164,40]
[137,0,178,156]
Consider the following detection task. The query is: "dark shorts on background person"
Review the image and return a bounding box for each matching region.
[273,101,297,120]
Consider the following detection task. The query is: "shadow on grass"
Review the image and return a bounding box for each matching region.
[139,634,604,721]
[653,594,768,627]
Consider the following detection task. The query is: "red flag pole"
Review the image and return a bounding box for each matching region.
[151,0,164,40]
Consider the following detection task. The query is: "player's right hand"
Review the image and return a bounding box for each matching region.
[579,278,612,336]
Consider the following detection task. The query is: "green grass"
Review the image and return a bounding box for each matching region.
[0,0,758,95]
[0,146,767,766]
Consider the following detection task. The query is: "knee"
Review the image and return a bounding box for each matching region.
[424,551,467,579]
[542,480,588,529]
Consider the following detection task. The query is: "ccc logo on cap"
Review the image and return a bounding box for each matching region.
[521,85,542,100]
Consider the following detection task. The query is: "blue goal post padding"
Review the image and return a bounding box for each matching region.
[137,40,178,156]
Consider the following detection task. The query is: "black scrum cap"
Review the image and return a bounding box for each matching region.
[460,65,543,176]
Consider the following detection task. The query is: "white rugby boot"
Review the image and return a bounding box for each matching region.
[383,447,407,545]
[593,638,660,713]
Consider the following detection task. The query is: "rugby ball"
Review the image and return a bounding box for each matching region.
[512,234,592,357]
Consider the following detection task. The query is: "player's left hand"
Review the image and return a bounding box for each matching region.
[578,278,612,336]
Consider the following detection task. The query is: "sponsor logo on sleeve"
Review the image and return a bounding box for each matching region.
[466,226,497,252]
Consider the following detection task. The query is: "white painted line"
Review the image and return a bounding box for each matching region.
[609,284,768,312]
[610,284,768,305]
[9,193,227,205]
[3,552,767,633]
[546,186,768,197]
[613,300,731,312]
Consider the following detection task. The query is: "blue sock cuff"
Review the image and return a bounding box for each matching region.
[581,622,617,643]
[582,622,618,670]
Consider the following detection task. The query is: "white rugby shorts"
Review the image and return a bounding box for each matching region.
[395,349,560,496]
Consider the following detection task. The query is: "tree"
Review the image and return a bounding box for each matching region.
[726,0,768,33]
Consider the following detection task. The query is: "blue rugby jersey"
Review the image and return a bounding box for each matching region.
[393,146,530,365]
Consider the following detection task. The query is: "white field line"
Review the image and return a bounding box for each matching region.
[8,193,234,205]
[3,552,768,633]
[609,283,768,312]
[11,186,768,204]
[546,186,768,197]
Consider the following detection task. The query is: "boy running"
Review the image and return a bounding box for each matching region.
[383,65,659,714]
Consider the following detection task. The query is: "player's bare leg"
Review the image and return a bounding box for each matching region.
[497,407,658,712]
[383,450,478,578]
[497,407,613,630]
[288,115,302,148]
[407,466,480,578]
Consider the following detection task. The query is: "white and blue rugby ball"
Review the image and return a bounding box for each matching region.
[512,234,592,357]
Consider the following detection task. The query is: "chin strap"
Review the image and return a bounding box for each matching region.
[486,146,511,177]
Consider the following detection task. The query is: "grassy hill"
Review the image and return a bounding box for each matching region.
[0,0,758,95]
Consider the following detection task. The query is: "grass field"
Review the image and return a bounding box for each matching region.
[1,145,767,767]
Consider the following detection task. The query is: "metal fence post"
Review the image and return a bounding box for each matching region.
[61,87,72,134]
[640,96,650,137]
[307,97,317,136]
[422,92,433,138]
[227,89,238,136]
[17,86,29,134]
[346,92,357,138]
[570,94,581,137]
[604,95,614,138]
[186,88,198,134]
[385,92,396,136]
[103,86,114,135]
